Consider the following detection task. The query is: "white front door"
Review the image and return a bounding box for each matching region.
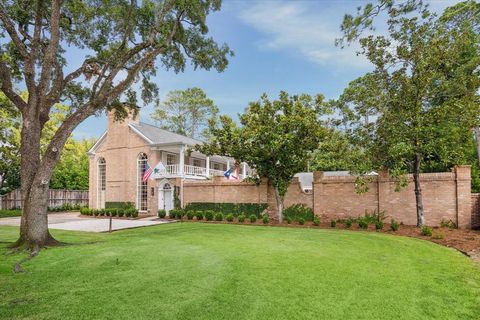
[159,183,173,215]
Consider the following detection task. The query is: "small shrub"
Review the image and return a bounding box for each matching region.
[131,209,139,218]
[298,217,305,225]
[344,219,352,229]
[432,231,445,239]
[358,218,368,229]
[187,211,195,220]
[214,212,223,221]
[421,226,433,237]
[390,219,399,231]
[226,214,234,222]
[125,210,132,217]
[375,220,384,230]
[99,209,106,216]
[313,216,320,226]
[238,214,246,223]
[158,209,166,218]
[330,220,337,228]
[250,214,257,223]
[196,211,204,220]
[440,219,457,229]
[262,215,269,224]
[284,204,314,222]
[205,210,214,221]
[117,209,125,217]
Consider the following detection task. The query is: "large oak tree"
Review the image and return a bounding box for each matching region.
[0,0,232,250]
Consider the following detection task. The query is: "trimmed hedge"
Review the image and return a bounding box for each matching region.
[283,204,314,222]
[184,203,267,217]
[105,202,135,209]
[0,209,22,218]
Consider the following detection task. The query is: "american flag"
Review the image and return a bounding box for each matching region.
[142,163,153,182]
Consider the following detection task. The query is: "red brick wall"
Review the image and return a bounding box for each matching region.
[182,166,474,228]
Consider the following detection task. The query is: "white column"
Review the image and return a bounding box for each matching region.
[242,162,247,179]
[206,156,210,177]
[179,145,185,176]
[226,159,230,170]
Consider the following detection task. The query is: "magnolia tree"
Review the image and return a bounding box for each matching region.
[0,0,232,250]
[196,92,328,222]
[337,1,480,226]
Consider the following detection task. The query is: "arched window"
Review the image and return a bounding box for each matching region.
[97,158,106,209]
[137,153,148,211]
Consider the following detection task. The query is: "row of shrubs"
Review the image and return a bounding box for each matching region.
[80,207,139,218]
[183,203,268,218]
[48,203,86,212]
[159,209,271,224]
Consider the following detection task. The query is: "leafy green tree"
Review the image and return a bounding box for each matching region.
[196,92,328,222]
[151,87,218,139]
[0,93,20,194]
[337,1,480,226]
[50,138,93,190]
[0,0,232,250]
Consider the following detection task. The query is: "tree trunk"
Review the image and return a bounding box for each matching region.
[413,153,425,227]
[274,187,284,223]
[474,127,480,165]
[12,115,60,249]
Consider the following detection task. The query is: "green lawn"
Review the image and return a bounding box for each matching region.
[0,223,479,320]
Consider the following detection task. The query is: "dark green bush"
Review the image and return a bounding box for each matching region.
[390,219,399,231]
[184,202,268,217]
[421,226,433,237]
[196,211,204,220]
[375,220,384,230]
[105,202,135,209]
[169,209,184,219]
[117,209,125,217]
[286,216,292,224]
[238,214,245,223]
[330,220,336,228]
[226,214,234,222]
[358,218,368,229]
[158,209,166,218]
[205,210,214,221]
[298,217,305,225]
[214,212,223,221]
[313,216,320,226]
[344,219,352,229]
[284,204,314,222]
[187,211,195,220]
[125,209,132,217]
[131,209,138,218]
[249,214,257,223]
[262,215,269,224]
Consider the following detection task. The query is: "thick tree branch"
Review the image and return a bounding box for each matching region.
[0,60,27,113]
[38,0,61,97]
[0,4,30,59]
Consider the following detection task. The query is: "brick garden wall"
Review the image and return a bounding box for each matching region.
[183,166,473,228]
[471,194,480,229]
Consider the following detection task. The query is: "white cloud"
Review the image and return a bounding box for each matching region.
[237,1,371,69]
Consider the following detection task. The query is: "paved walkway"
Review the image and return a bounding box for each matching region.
[0,212,173,232]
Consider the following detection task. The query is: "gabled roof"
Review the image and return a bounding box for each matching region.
[129,122,203,146]
[87,131,107,155]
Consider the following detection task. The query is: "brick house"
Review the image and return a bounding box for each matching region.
[88,111,248,215]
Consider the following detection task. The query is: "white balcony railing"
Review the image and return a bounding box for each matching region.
[157,164,226,178]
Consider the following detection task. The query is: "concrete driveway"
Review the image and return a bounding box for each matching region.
[0,212,172,232]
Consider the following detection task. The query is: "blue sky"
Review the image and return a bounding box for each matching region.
[73,0,459,140]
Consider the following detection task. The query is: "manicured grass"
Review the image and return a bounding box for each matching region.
[0,209,21,218]
[1,223,479,320]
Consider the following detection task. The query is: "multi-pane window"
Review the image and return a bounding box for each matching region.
[137,153,148,211]
[213,162,221,171]
[166,153,177,165]
[193,158,202,167]
[97,158,106,209]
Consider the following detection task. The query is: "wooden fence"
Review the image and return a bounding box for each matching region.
[0,189,88,210]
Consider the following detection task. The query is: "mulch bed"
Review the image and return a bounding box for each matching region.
[167,217,480,262]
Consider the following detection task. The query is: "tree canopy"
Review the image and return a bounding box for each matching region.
[151,87,218,139]
[196,92,328,222]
